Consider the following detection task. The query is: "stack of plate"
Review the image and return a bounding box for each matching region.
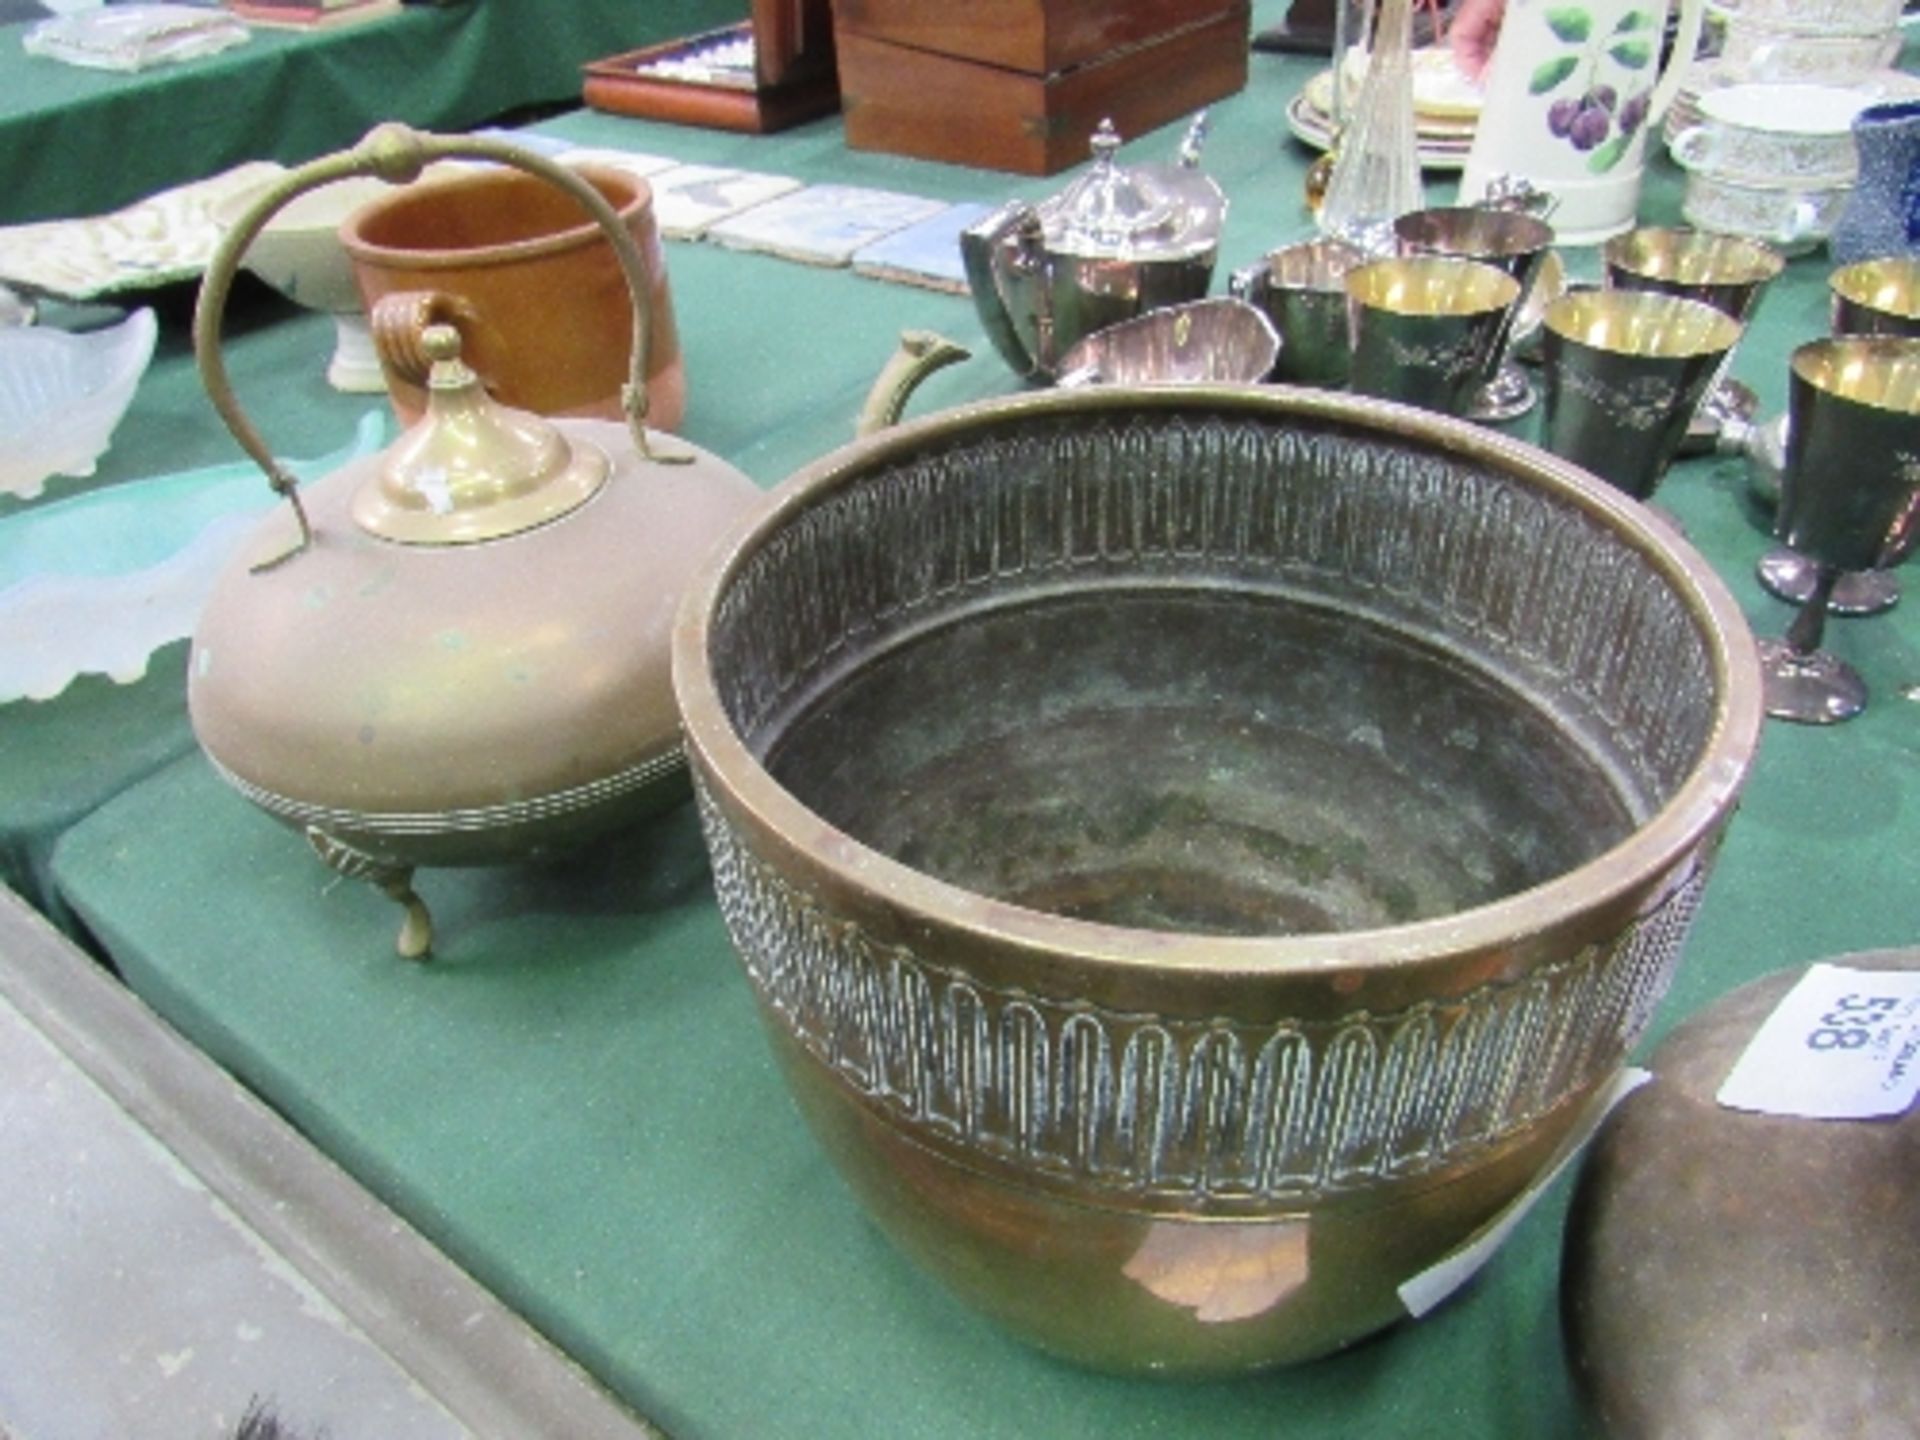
[1659,0,1916,251]
[1667,82,1874,253]
[1665,0,1912,141]
[1287,46,1481,171]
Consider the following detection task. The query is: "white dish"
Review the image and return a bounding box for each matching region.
[0,308,158,501]
[21,3,249,72]
[1309,48,1485,123]
[1285,95,1471,172]
[1668,65,1920,146]
[1670,83,1866,185]
[1706,0,1902,38]
[1699,81,1868,136]
[1712,20,1901,86]
[0,162,286,300]
[1681,169,1852,255]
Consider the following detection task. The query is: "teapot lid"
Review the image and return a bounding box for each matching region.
[351,325,610,545]
[1044,119,1223,260]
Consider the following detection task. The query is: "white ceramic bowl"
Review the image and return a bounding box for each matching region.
[1707,0,1903,38]
[1713,19,1900,85]
[211,174,397,394]
[211,165,470,393]
[211,176,391,315]
[1680,169,1853,255]
[1670,83,1864,185]
[0,308,158,500]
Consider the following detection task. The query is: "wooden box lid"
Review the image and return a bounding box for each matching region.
[830,0,1244,76]
[836,5,1250,176]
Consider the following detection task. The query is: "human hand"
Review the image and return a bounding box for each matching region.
[1449,0,1504,80]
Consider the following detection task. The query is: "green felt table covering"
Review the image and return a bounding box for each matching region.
[15,16,1920,1434]
[0,0,746,224]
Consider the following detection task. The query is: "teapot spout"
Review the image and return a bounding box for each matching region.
[857,331,973,438]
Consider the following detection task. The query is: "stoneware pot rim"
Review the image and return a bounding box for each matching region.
[339,161,648,272]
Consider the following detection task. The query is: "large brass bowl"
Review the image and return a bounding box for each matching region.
[671,387,1762,1376]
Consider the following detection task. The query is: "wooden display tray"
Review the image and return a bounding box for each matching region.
[582,2,838,136]
[836,3,1250,176]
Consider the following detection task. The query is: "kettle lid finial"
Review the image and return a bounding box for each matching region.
[351,325,611,546]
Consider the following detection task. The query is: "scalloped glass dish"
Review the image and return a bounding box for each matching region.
[0,412,387,703]
[0,309,159,501]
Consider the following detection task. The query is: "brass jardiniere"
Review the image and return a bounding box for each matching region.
[673,386,1762,1375]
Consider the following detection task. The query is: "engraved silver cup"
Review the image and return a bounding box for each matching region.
[1538,290,1741,500]
[1345,257,1520,416]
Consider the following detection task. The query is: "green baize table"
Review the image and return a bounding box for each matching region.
[0,0,745,223]
[9,22,1920,1439]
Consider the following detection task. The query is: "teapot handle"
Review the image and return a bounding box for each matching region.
[960,201,1052,382]
[1645,0,1707,129]
[192,122,676,565]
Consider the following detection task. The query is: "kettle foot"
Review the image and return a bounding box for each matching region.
[305,828,436,960]
[375,871,435,961]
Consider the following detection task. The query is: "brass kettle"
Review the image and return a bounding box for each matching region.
[188,125,764,958]
[960,114,1227,384]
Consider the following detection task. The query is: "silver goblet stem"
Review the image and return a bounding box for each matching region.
[1755,565,1870,724]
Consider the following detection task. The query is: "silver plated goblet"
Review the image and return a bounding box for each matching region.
[1602,227,1783,452]
[1746,257,1920,619]
[1394,205,1556,422]
[1758,336,1920,725]
[1536,289,1741,504]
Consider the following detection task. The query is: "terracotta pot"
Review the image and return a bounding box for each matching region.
[341,162,685,431]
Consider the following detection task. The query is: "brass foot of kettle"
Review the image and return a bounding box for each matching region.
[306,829,435,960]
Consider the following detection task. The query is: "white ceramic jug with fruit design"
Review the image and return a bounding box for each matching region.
[1457,0,1705,243]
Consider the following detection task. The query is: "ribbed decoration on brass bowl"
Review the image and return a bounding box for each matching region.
[672,387,1762,1375]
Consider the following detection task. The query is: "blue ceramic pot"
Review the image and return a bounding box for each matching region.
[1831,101,1920,264]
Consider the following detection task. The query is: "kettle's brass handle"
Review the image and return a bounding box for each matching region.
[192,122,678,565]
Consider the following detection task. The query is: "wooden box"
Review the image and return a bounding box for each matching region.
[829,0,1229,75]
[833,2,1251,176]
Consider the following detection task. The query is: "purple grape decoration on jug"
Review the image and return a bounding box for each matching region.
[1528,5,1657,171]
[1459,0,1703,244]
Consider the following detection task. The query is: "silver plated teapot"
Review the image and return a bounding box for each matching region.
[961,115,1226,383]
